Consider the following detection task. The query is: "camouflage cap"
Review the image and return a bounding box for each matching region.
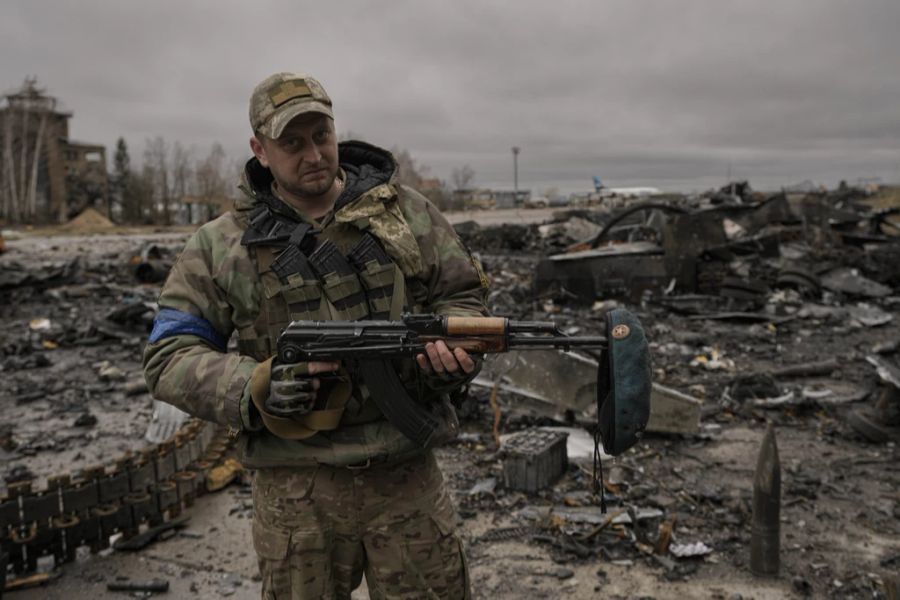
[249,72,333,139]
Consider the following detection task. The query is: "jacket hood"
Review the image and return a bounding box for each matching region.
[237,141,397,215]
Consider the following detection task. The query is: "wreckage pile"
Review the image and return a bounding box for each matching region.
[0,234,242,589]
[0,182,897,598]
[454,183,900,598]
[0,235,181,490]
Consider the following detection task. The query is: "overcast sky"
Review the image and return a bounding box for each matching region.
[2,0,898,194]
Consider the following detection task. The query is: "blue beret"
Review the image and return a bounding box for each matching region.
[597,308,652,455]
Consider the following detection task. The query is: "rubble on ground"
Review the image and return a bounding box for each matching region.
[454,183,899,599]
[0,183,898,599]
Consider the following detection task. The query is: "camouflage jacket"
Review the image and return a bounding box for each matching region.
[142,142,489,467]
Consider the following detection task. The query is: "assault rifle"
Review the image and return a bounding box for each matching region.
[276,314,611,448]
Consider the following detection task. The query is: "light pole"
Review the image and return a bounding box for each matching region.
[512,146,520,207]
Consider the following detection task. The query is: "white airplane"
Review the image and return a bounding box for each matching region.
[592,176,661,198]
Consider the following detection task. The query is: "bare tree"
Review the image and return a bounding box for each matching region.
[141,137,194,225]
[391,146,430,189]
[143,136,170,224]
[112,137,156,224]
[451,165,475,190]
[112,136,237,225]
[1,104,17,222]
[171,141,192,222]
[0,78,56,223]
[195,143,227,194]
[193,143,230,222]
[26,104,50,218]
[127,170,154,224]
[111,137,130,222]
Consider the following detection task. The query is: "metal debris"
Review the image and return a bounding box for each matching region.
[670,542,713,558]
[106,578,170,593]
[648,384,702,435]
[112,516,190,552]
[468,477,498,496]
[750,424,781,576]
[502,429,568,493]
[820,268,892,298]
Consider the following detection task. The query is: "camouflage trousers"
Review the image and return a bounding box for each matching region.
[251,451,470,599]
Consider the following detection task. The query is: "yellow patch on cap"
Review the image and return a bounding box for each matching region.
[269,80,312,108]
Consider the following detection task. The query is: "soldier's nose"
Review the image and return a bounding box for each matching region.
[303,145,322,164]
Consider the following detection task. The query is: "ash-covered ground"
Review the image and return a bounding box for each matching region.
[1,189,899,599]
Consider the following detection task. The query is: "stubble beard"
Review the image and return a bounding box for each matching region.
[285,168,337,199]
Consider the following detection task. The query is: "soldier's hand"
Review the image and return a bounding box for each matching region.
[416,340,476,375]
[264,360,339,417]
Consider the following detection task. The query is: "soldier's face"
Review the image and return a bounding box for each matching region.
[251,114,339,200]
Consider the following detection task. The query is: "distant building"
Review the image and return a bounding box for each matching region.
[492,189,530,209]
[181,195,232,224]
[0,78,109,224]
[449,188,533,210]
[452,188,495,210]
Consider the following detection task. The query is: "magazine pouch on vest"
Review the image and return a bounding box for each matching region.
[241,211,355,439]
[348,232,402,320]
[269,223,323,322]
[308,239,370,322]
[238,189,457,451]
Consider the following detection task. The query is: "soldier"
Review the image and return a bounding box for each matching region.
[143,72,489,599]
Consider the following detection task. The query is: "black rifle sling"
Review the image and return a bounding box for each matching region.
[356,359,440,447]
[593,350,611,513]
[308,240,370,321]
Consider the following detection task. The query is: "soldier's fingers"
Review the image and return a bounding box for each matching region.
[425,342,445,373]
[435,340,459,373]
[272,379,315,395]
[416,353,433,373]
[307,361,340,375]
[454,347,476,373]
[271,363,295,378]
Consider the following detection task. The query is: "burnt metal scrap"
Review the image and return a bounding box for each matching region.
[531,187,899,305]
[750,423,781,577]
[0,234,250,590]
[0,183,896,597]
[0,420,233,577]
[131,243,176,284]
[475,353,701,435]
[451,182,898,598]
[502,429,569,493]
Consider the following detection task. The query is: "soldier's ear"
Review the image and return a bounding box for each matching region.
[250,136,269,168]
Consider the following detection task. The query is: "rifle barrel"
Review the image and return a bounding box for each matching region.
[507,335,607,350]
[507,320,563,334]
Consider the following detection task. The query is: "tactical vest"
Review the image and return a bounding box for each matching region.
[232,183,453,467]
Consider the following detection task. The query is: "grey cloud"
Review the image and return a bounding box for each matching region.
[1,0,898,194]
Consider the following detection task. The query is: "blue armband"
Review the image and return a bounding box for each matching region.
[148,308,228,352]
